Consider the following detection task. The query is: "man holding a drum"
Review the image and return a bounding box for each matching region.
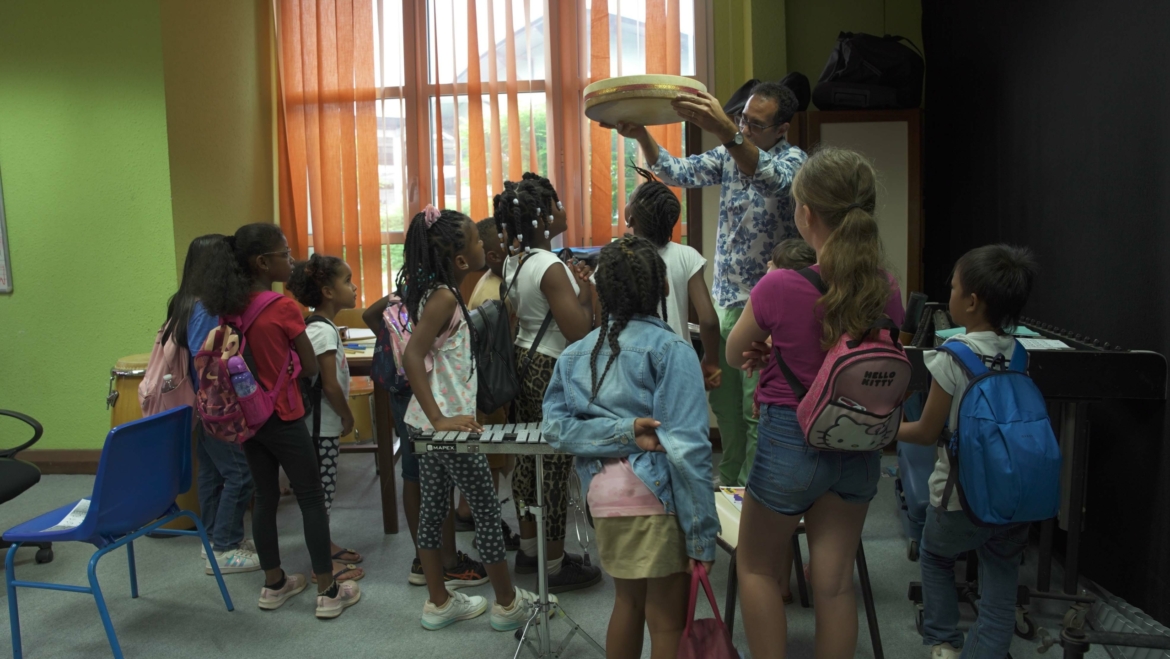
[606,81,807,487]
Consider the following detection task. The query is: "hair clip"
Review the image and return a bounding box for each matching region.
[423,204,441,228]
[524,246,531,252]
[544,229,550,239]
[548,214,554,224]
[532,220,538,228]
[512,198,520,206]
[498,232,505,241]
[536,207,541,215]
[556,201,564,211]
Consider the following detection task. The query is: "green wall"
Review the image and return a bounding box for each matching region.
[0,0,177,449]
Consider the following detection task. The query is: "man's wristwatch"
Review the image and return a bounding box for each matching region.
[723,132,744,149]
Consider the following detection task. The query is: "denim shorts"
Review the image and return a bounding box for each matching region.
[746,404,881,516]
[391,390,419,482]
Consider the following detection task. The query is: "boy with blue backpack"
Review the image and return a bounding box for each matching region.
[897,244,1060,659]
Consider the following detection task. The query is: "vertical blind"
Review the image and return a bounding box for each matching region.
[275,0,700,302]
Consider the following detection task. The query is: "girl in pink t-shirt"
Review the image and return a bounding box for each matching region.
[726,147,905,659]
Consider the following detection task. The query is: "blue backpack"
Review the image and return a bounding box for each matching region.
[937,340,1061,527]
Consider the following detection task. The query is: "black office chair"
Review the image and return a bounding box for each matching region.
[0,409,53,564]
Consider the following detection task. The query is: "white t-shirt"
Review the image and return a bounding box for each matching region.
[924,331,1018,511]
[304,318,351,437]
[658,242,707,340]
[504,250,580,359]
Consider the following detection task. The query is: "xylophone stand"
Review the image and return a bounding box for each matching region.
[513,454,606,659]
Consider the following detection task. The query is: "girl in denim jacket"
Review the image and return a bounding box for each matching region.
[543,235,719,659]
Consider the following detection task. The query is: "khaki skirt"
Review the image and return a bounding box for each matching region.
[594,515,689,579]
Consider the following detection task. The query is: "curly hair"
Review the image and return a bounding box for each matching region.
[288,253,347,309]
[790,147,889,349]
[199,223,286,317]
[770,238,817,271]
[399,208,479,375]
[163,233,228,349]
[626,164,680,248]
[589,235,668,400]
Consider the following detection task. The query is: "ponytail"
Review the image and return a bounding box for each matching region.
[199,223,285,317]
[790,147,889,349]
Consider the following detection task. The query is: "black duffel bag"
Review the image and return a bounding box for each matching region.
[812,32,923,110]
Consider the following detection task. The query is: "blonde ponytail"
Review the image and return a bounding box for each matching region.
[790,147,890,349]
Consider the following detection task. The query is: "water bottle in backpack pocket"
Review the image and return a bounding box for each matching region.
[774,268,912,451]
[937,340,1062,526]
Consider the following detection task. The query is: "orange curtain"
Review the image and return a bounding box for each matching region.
[646,0,685,242]
[588,0,611,246]
[275,0,384,305]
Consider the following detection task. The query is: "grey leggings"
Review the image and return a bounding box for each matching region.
[418,453,506,564]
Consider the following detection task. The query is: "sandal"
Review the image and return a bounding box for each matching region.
[311,562,364,584]
[332,548,363,564]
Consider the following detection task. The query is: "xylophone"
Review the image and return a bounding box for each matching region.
[410,423,558,455]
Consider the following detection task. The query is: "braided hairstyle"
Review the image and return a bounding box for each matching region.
[518,172,561,220]
[398,208,479,374]
[287,253,346,309]
[589,235,669,400]
[492,180,542,254]
[626,164,680,248]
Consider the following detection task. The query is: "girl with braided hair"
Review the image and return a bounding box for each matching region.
[543,235,719,659]
[494,174,601,592]
[624,165,722,391]
[400,205,548,631]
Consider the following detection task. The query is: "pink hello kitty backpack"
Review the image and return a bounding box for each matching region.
[193,292,303,443]
[774,268,911,451]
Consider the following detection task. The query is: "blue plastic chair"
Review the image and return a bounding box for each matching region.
[4,406,234,659]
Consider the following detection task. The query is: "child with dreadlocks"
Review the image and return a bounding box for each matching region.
[496,172,602,593]
[543,235,719,659]
[400,205,547,631]
[624,165,722,391]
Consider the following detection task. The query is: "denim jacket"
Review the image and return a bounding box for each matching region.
[542,315,719,561]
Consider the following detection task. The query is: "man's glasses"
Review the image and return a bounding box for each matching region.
[736,115,783,132]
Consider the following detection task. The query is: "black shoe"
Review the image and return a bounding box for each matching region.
[514,550,586,575]
[502,520,521,552]
[548,559,602,594]
[453,513,475,533]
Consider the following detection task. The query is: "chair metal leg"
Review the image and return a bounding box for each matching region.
[725,550,739,631]
[181,511,234,611]
[127,541,138,599]
[792,534,811,608]
[7,543,23,659]
[88,550,125,659]
[855,542,884,659]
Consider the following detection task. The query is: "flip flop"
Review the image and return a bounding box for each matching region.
[332,548,363,564]
[312,563,364,584]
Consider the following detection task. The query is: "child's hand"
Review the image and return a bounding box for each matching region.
[633,418,665,452]
[701,360,722,390]
[752,400,760,419]
[741,340,773,377]
[433,415,484,433]
[687,558,715,575]
[340,411,356,438]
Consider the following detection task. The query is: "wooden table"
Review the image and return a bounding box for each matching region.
[345,344,400,534]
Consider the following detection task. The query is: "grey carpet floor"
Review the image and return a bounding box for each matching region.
[0,453,1105,659]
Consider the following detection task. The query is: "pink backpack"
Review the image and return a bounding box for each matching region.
[193,292,303,443]
[775,268,911,451]
[137,323,197,418]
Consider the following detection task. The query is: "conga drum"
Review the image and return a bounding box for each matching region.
[584,74,709,126]
[107,353,200,530]
[341,376,375,444]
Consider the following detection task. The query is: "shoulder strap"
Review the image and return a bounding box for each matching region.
[772,346,808,401]
[236,291,286,333]
[937,341,989,379]
[303,315,330,440]
[887,34,925,59]
[518,311,554,384]
[501,254,531,303]
[796,267,828,295]
[938,442,961,512]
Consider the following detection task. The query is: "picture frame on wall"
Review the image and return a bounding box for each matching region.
[0,167,11,294]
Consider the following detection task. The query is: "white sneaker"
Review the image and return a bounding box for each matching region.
[258,573,307,610]
[931,643,960,659]
[316,581,361,619]
[421,590,488,630]
[201,538,255,561]
[490,587,557,632]
[206,547,262,575]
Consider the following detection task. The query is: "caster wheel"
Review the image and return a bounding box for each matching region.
[907,539,920,562]
[35,548,54,564]
[915,605,925,637]
[1014,609,1036,640]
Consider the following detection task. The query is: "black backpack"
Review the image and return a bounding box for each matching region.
[468,255,553,413]
[300,315,329,444]
[812,32,924,110]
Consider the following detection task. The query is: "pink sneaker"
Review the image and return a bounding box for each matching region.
[258,573,307,610]
[316,581,361,619]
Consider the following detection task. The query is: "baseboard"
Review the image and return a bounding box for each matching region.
[17,449,101,475]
